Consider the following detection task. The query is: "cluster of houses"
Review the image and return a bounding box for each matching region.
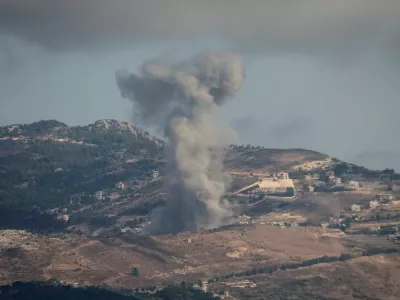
[292,159,334,171]
[92,170,159,202]
[261,221,300,228]
[352,224,400,237]
[56,213,70,222]
[236,214,301,228]
[305,170,371,193]
[350,193,394,213]
[328,215,343,227]
[237,215,253,225]
[119,220,150,234]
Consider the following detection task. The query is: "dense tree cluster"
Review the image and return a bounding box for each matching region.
[0,205,66,232]
[0,281,218,300]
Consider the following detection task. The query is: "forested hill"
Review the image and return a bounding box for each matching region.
[0,119,165,211]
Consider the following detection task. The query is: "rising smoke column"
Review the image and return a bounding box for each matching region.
[115,51,244,234]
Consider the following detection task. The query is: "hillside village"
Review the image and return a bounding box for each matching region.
[1,120,399,240]
[227,153,400,241]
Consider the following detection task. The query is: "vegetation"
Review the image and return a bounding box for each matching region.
[288,171,306,179]
[0,205,66,232]
[363,248,400,256]
[119,200,166,217]
[0,280,219,300]
[0,120,165,230]
[332,163,347,176]
[131,267,140,277]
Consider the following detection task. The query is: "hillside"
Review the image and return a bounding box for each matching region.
[1,119,400,299]
[0,119,333,231]
[225,145,329,174]
[1,119,399,234]
[0,120,166,230]
[208,253,400,299]
[0,120,164,200]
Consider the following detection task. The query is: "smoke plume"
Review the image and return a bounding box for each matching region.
[116,51,244,234]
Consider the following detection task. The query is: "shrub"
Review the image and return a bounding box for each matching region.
[131,267,139,277]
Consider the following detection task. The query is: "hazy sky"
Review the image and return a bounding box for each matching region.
[1,0,399,170]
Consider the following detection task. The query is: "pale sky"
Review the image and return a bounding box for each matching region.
[0,0,399,170]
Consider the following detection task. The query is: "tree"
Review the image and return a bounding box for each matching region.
[131,267,139,277]
[339,253,352,261]
[333,163,347,177]
[197,280,203,288]
[149,285,156,291]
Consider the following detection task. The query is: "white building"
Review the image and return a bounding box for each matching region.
[375,194,393,202]
[348,180,360,189]
[115,181,125,190]
[152,170,159,178]
[57,214,69,222]
[351,204,361,212]
[274,172,289,180]
[125,158,137,163]
[139,149,149,156]
[330,177,342,185]
[95,190,104,200]
[291,222,299,228]
[238,215,252,224]
[369,200,379,209]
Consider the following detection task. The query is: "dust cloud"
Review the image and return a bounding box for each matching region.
[115,51,244,233]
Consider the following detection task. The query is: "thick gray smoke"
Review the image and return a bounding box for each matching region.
[116,51,244,234]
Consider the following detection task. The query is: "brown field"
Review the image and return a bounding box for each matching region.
[209,254,400,299]
[2,224,392,290]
